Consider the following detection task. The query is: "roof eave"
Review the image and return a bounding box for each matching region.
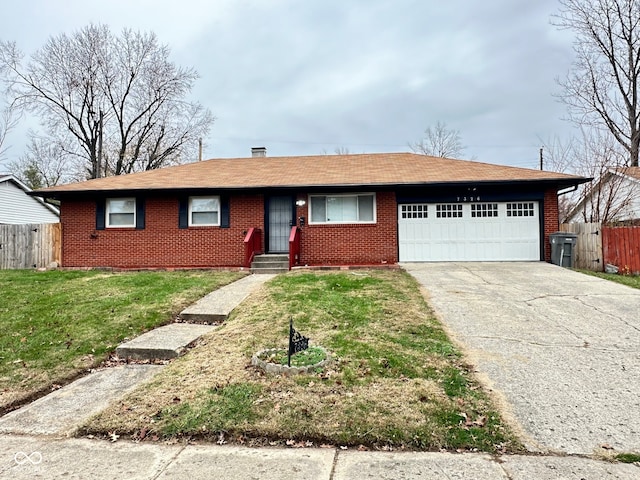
[30,176,591,200]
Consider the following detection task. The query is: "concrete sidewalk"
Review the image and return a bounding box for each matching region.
[2,435,638,479]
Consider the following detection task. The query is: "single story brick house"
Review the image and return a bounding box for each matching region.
[31,151,588,269]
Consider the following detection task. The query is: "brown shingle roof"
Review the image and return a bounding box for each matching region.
[614,166,640,181]
[33,152,587,196]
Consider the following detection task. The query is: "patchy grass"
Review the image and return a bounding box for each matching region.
[580,270,640,289]
[163,383,264,436]
[0,269,244,410]
[84,270,521,452]
[615,452,640,464]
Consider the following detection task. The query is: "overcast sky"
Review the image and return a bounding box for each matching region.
[0,0,577,171]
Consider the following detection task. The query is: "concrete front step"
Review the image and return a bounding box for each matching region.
[251,254,288,264]
[252,261,288,268]
[251,254,289,273]
[251,267,288,274]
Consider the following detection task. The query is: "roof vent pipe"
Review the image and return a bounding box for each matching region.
[251,147,267,157]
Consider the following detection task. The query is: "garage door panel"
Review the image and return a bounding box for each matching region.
[398,202,539,262]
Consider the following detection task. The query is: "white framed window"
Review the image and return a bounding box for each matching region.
[436,204,463,218]
[106,198,136,227]
[507,202,535,217]
[189,196,220,226]
[471,203,499,218]
[401,204,428,219]
[309,193,376,224]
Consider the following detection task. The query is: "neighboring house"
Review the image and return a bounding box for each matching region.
[0,173,60,224]
[31,151,587,269]
[566,167,640,224]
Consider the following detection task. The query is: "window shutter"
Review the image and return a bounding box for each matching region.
[136,198,145,229]
[220,195,230,228]
[178,198,188,229]
[96,199,106,230]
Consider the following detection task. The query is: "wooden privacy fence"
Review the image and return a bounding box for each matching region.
[0,223,61,269]
[602,226,640,275]
[559,222,602,270]
[560,222,640,273]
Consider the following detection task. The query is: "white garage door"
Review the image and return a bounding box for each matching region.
[398,202,540,261]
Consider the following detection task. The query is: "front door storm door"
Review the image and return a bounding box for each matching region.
[267,196,294,253]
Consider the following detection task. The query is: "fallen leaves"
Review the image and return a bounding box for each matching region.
[285,439,315,448]
[459,412,487,429]
[134,427,148,442]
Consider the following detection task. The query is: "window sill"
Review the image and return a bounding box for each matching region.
[308,222,377,226]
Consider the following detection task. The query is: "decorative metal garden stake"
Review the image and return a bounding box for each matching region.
[288,317,309,367]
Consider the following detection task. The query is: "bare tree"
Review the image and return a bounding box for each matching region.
[320,146,352,155]
[0,99,17,162]
[410,121,465,158]
[542,128,637,223]
[0,24,213,182]
[553,0,640,167]
[539,135,579,173]
[333,146,350,155]
[8,133,80,188]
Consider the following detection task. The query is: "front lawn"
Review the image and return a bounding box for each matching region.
[0,269,244,412]
[83,270,521,452]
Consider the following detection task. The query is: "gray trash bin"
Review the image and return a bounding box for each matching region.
[549,232,578,268]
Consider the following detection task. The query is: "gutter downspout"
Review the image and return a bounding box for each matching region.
[558,185,578,196]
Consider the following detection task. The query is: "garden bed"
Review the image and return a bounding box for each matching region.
[251,346,331,375]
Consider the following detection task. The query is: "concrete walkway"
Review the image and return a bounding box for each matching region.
[116,274,275,361]
[2,435,639,479]
[116,323,218,360]
[0,273,276,438]
[403,262,640,456]
[181,273,276,322]
[0,365,161,436]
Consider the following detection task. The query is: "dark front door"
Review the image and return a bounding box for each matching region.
[267,196,294,253]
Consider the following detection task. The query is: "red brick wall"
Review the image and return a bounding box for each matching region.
[295,191,398,266]
[543,189,560,262]
[61,195,264,268]
[60,192,397,268]
[60,189,558,267]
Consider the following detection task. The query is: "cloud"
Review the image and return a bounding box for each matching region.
[0,0,577,170]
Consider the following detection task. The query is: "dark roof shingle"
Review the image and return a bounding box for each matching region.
[32,152,588,196]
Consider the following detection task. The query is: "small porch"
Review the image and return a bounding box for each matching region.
[244,226,301,273]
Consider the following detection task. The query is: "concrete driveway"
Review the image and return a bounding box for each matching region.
[403,262,640,456]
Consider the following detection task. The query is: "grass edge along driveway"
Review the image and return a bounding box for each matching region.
[83,269,522,453]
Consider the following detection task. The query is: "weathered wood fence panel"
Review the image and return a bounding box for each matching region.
[0,223,61,269]
[602,226,640,275]
[560,222,603,271]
